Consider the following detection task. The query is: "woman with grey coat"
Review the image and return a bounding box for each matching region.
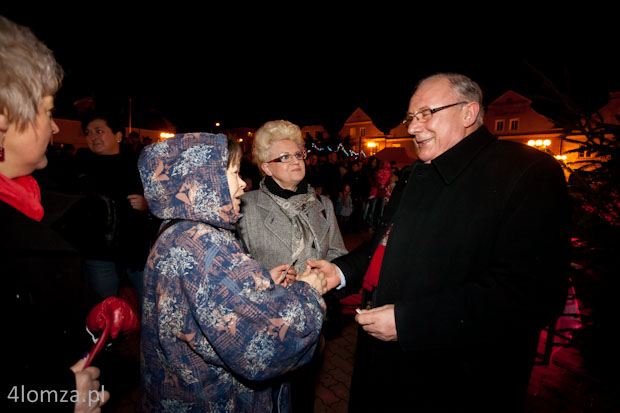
[237,120,347,277]
[236,120,348,413]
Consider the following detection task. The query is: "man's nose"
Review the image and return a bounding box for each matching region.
[408,119,423,135]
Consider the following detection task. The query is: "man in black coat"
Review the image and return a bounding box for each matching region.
[309,73,570,412]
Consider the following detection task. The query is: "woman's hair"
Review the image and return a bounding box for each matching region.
[416,73,485,125]
[0,16,63,131]
[80,109,125,136]
[227,135,242,168]
[252,120,304,166]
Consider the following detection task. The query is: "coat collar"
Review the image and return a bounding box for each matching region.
[426,126,497,185]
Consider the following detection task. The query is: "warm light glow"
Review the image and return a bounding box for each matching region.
[555,155,567,161]
[535,140,543,146]
[528,140,536,146]
[215,122,221,127]
[367,142,377,148]
[160,132,175,139]
[543,139,551,146]
[238,138,243,142]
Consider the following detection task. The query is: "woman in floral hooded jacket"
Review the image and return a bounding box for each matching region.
[138,133,326,412]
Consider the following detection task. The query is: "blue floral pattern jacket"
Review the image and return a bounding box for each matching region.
[138,133,325,412]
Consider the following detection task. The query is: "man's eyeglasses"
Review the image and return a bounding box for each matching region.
[267,151,306,163]
[402,101,468,126]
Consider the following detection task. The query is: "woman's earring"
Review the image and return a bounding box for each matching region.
[0,134,5,161]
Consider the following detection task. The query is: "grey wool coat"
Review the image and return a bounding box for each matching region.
[237,187,348,274]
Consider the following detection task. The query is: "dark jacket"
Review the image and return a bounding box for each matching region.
[2,196,94,412]
[57,147,152,269]
[333,127,570,412]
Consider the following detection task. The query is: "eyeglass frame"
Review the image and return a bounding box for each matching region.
[267,151,306,163]
[402,101,468,126]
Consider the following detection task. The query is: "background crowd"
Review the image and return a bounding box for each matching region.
[42,140,404,236]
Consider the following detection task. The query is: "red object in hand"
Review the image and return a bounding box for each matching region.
[83,297,139,368]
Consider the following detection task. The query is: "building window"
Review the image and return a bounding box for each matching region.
[495,120,504,132]
[578,149,592,158]
[510,119,519,131]
[350,128,356,137]
[360,127,366,137]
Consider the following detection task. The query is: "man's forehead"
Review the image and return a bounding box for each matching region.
[409,78,454,109]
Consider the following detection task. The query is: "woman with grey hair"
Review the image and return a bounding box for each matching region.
[237,119,348,412]
[1,16,109,412]
[238,120,347,274]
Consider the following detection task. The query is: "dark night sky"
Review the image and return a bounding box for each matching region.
[3,9,617,136]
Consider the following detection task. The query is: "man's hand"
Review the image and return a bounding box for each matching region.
[305,259,341,291]
[297,266,327,295]
[356,304,397,341]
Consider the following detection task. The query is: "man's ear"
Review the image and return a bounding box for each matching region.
[463,102,480,128]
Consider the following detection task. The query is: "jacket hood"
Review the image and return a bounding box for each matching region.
[138,133,238,229]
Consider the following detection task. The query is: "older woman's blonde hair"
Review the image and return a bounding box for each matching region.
[0,16,63,132]
[252,120,305,169]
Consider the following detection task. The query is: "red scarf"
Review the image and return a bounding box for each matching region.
[0,174,44,221]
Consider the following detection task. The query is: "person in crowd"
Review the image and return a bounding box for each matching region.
[1,15,108,412]
[240,151,260,192]
[126,131,143,154]
[361,156,379,228]
[309,72,570,412]
[58,110,153,304]
[343,160,368,231]
[335,183,353,232]
[304,152,320,188]
[138,132,327,412]
[236,120,348,412]
[318,150,342,201]
[374,160,392,224]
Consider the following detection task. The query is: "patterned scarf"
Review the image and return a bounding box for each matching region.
[260,177,322,267]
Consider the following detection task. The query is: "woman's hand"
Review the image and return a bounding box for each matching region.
[127,194,148,211]
[269,264,297,287]
[70,358,109,412]
[297,266,327,295]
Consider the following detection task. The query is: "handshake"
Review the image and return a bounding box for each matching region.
[269,259,341,295]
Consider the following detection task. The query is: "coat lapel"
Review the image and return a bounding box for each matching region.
[256,191,292,248]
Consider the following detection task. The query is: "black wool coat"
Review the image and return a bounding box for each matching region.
[333,126,571,412]
[2,193,96,412]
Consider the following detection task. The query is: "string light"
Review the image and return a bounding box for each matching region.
[307,143,367,159]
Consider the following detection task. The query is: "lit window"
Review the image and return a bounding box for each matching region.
[510,119,519,131]
[578,149,592,158]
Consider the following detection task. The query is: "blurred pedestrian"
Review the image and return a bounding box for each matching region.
[335,183,353,232]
